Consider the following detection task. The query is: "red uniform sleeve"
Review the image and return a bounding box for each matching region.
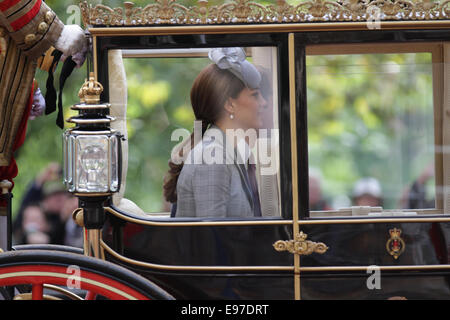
[0,0,64,59]
[0,80,33,204]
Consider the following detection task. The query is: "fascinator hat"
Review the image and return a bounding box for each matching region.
[208,47,261,89]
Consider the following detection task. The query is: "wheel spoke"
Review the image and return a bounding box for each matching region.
[85,291,97,300]
[32,283,44,300]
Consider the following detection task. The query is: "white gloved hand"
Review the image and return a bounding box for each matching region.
[61,45,88,68]
[29,87,46,120]
[54,25,87,60]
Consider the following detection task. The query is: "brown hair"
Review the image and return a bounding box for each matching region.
[163,64,246,203]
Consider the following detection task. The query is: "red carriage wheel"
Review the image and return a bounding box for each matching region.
[0,249,174,300]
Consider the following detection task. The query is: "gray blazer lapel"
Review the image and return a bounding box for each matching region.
[207,124,254,212]
[234,157,254,212]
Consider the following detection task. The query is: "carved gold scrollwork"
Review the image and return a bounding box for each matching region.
[273,232,329,256]
[83,3,124,26]
[266,0,297,22]
[137,0,187,24]
[79,0,450,27]
[441,0,450,17]
[216,0,270,23]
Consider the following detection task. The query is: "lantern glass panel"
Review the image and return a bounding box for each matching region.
[75,135,109,193]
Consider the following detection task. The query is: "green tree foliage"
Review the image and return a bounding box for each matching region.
[307,53,435,209]
[123,57,210,211]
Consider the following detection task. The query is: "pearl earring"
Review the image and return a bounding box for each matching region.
[230,114,234,120]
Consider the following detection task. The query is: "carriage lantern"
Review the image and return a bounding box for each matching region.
[63,72,121,195]
[63,72,121,233]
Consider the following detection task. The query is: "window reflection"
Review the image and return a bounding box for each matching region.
[306,52,436,215]
[121,47,280,218]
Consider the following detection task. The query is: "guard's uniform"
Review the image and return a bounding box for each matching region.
[0,0,64,167]
[0,0,65,195]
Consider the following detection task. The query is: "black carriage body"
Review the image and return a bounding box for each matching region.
[94,27,450,300]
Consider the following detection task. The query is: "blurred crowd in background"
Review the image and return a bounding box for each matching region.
[12,163,82,247]
[309,164,435,212]
[11,160,434,248]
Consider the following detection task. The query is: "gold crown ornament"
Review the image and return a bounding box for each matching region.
[78,72,104,104]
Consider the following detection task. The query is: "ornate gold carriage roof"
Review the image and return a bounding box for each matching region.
[80,0,450,28]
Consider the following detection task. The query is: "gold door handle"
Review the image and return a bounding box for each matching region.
[273,232,329,255]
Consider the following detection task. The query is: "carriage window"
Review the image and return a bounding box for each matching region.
[306,46,443,217]
[118,47,281,218]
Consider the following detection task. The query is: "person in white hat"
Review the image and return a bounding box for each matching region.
[352,177,383,207]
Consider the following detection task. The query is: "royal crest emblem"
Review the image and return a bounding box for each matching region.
[386,228,405,260]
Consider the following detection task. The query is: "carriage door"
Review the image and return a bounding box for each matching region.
[96,34,298,300]
[291,32,450,299]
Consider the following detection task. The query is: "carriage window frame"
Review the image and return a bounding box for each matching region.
[121,47,282,219]
[304,42,446,218]
[95,33,293,222]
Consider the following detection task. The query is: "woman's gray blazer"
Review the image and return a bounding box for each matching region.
[175,125,256,218]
